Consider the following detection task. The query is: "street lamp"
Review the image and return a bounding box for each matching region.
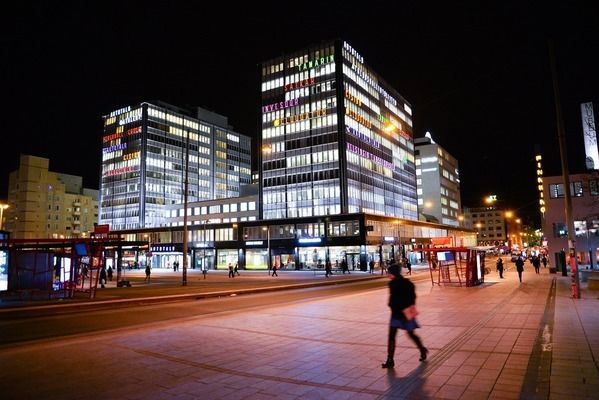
[262,226,270,273]
[0,203,8,231]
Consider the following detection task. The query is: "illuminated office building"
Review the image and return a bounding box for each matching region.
[100,102,251,230]
[260,40,417,220]
[414,133,462,226]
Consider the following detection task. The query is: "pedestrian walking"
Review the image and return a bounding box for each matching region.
[99,266,107,288]
[515,256,525,282]
[234,263,240,276]
[533,256,541,274]
[228,263,235,278]
[496,257,504,279]
[381,262,428,368]
[541,255,548,268]
[271,263,278,277]
[107,266,113,281]
[202,267,207,279]
[369,260,375,274]
[145,264,151,282]
[341,259,349,274]
[325,261,332,277]
[404,257,412,275]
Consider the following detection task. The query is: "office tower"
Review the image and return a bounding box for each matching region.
[260,40,417,220]
[414,133,462,226]
[100,101,251,230]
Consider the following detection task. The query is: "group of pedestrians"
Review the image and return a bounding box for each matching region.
[496,253,548,283]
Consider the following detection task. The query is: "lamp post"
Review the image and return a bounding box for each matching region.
[0,204,8,231]
[263,226,270,274]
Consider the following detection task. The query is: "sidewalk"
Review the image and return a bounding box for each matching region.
[1,266,597,399]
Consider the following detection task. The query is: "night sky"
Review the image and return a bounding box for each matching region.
[3,1,598,227]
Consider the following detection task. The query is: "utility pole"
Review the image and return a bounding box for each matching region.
[549,39,580,298]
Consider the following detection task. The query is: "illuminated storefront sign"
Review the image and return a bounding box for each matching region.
[127,126,142,135]
[119,114,142,126]
[262,98,299,113]
[103,143,127,153]
[345,107,372,129]
[347,143,394,169]
[298,55,334,72]
[246,241,264,246]
[109,106,131,118]
[284,77,315,92]
[350,63,397,107]
[102,165,135,177]
[581,102,598,170]
[536,154,545,215]
[344,90,362,107]
[103,132,123,143]
[298,238,322,244]
[346,126,380,149]
[273,109,326,127]
[123,151,140,161]
[343,41,363,63]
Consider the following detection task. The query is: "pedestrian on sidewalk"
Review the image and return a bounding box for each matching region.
[404,257,412,275]
[107,266,113,281]
[515,256,525,282]
[325,260,332,277]
[533,256,541,274]
[228,263,235,278]
[202,266,207,279]
[496,257,504,279]
[234,263,240,276]
[99,266,107,288]
[382,262,428,368]
[541,255,548,268]
[272,263,278,277]
[145,264,151,282]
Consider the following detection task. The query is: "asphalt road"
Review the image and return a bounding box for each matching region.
[1,278,401,347]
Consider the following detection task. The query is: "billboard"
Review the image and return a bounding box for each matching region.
[581,102,598,170]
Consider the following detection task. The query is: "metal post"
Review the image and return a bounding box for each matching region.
[267,227,270,272]
[549,39,580,298]
[182,129,190,286]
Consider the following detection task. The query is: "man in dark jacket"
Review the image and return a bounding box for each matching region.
[496,257,504,279]
[382,262,428,368]
[515,256,525,282]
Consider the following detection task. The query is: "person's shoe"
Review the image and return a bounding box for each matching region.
[381,360,395,368]
[419,348,429,362]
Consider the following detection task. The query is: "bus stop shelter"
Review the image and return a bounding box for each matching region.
[421,246,487,287]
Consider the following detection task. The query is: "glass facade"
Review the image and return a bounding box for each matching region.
[260,40,417,221]
[100,102,251,230]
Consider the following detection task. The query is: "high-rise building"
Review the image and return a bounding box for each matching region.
[5,154,98,239]
[100,102,252,230]
[259,40,417,220]
[414,133,462,226]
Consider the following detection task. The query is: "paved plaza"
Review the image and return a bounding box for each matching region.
[1,265,598,399]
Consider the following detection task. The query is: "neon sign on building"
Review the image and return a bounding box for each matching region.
[297,55,334,72]
[273,109,326,127]
[347,143,394,169]
[262,98,299,113]
[284,77,315,92]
